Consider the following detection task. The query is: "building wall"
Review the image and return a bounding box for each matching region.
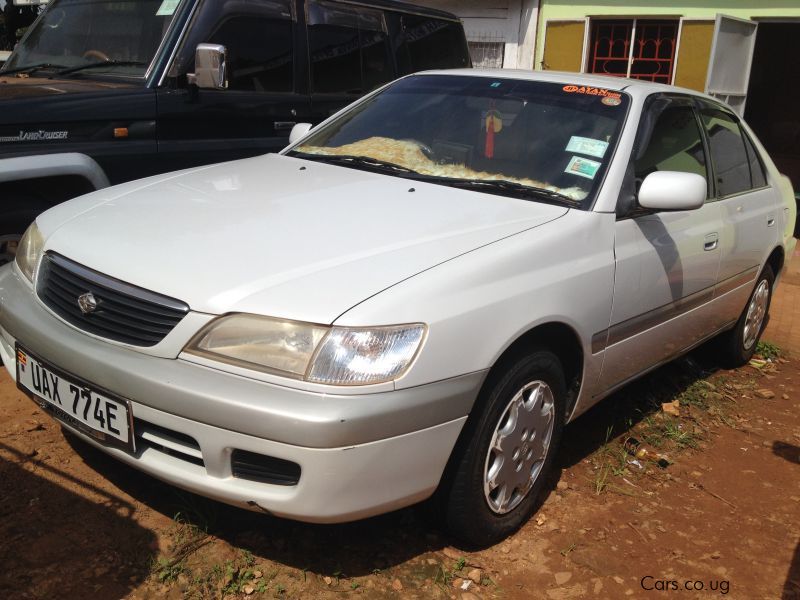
[534,1,800,74]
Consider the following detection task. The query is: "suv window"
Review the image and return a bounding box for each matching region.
[700,107,754,197]
[399,16,470,72]
[308,1,393,94]
[635,104,708,190]
[209,15,294,92]
[308,1,361,94]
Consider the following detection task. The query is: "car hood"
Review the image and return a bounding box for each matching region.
[42,154,568,324]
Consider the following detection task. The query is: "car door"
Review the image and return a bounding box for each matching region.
[155,0,312,172]
[698,101,781,317]
[597,96,724,392]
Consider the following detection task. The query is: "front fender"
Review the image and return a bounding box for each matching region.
[0,152,110,191]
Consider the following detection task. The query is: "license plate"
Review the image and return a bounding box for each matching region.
[15,345,134,452]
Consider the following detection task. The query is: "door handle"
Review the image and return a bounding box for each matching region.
[704,233,718,251]
[767,217,776,227]
[274,121,296,131]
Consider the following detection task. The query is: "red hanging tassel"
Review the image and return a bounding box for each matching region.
[485,119,495,159]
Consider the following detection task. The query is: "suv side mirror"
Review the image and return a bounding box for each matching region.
[638,171,706,211]
[187,43,228,89]
[289,123,313,145]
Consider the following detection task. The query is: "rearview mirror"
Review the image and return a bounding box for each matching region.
[187,43,227,89]
[289,123,313,145]
[638,171,706,211]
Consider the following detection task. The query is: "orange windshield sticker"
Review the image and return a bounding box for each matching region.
[563,85,622,100]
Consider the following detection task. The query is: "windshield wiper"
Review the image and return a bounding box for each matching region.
[408,176,581,207]
[0,63,69,76]
[53,60,148,77]
[290,152,420,175]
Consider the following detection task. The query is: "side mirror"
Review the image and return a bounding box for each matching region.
[289,123,313,145]
[187,43,227,89]
[638,171,706,211]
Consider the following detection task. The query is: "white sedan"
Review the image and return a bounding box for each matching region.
[1,70,795,545]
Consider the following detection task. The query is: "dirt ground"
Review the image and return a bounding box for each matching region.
[2,273,800,599]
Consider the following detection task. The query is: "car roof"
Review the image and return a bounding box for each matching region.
[420,68,718,103]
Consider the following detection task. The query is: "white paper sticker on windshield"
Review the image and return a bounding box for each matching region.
[565,136,609,158]
[156,0,179,16]
[565,156,600,179]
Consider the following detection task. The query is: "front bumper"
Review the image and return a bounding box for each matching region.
[0,265,482,522]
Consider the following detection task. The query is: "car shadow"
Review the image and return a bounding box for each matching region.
[772,442,800,599]
[0,441,157,600]
[61,348,722,574]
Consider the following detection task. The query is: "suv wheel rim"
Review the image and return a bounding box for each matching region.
[743,279,769,350]
[483,380,555,515]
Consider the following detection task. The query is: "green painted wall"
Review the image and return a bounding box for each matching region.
[534,1,800,69]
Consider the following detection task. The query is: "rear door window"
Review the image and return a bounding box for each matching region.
[742,131,768,188]
[700,106,756,197]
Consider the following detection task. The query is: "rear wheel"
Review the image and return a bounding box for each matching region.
[441,350,566,546]
[719,265,774,367]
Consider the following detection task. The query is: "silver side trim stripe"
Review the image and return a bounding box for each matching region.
[591,266,759,354]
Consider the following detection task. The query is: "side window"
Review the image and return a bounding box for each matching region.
[359,11,393,91]
[208,15,294,92]
[399,16,470,72]
[700,107,752,197]
[634,105,709,189]
[308,2,362,94]
[742,131,768,188]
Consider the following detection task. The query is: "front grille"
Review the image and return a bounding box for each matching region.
[37,253,189,347]
[231,450,301,486]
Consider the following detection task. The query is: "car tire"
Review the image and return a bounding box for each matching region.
[442,349,566,547]
[720,265,774,367]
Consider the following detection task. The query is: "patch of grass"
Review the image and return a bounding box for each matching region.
[756,340,781,360]
[662,418,699,448]
[590,426,631,494]
[560,543,576,557]
[153,556,185,583]
[218,552,264,596]
[434,556,467,590]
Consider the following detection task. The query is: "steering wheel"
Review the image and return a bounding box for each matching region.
[82,49,110,62]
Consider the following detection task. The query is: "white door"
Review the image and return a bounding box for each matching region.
[597,100,723,392]
[704,14,758,116]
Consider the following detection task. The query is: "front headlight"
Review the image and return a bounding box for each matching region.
[186,315,426,385]
[15,222,45,283]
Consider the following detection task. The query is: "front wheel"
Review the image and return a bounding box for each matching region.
[719,265,774,367]
[442,350,566,546]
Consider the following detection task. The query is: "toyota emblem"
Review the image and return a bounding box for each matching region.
[77,292,98,314]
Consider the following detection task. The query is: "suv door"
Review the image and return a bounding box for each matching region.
[598,97,724,391]
[156,0,312,172]
[697,101,781,317]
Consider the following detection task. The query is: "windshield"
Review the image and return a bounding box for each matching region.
[3,0,182,77]
[290,75,629,207]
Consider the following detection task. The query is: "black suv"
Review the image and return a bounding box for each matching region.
[0,0,470,264]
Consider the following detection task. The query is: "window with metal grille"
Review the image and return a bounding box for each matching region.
[468,38,505,70]
[588,19,678,84]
